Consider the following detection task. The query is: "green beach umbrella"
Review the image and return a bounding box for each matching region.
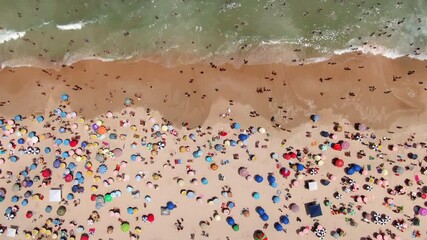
[120,222,130,232]
[105,194,112,202]
[57,206,67,216]
[232,224,239,231]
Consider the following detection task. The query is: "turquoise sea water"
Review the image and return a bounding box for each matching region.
[0,0,426,67]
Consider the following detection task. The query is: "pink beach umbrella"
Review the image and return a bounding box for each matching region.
[419,207,427,216]
[341,141,350,150]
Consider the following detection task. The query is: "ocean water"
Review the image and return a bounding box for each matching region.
[0,0,426,68]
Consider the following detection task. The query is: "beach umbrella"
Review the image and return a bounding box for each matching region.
[113,148,123,157]
[147,213,155,222]
[334,159,344,167]
[98,164,108,174]
[166,201,176,210]
[57,206,66,216]
[120,222,130,232]
[332,143,342,151]
[260,213,269,221]
[232,123,241,129]
[419,207,427,216]
[356,123,367,131]
[341,141,350,149]
[352,164,362,172]
[347,168,355,175]
[104,194,112,202]
[280,215,289,224]
[320,131,329,137]
[290,203,300,213]
[274,222,283,231]
[239,168,250,177]
[267,175,276,184]
[394,166,405,174]
[256,207,265,215]
[232,224,239,231]
[64,174,73,182]
[42,169,52,178]
[296,164,304,171]
[226,217,235,226]
[272,196,280,203]
[253,230,267,240]
[280,168,291,178]
[242,209,250,217]
[252,192,260,200]
[238,134,248,141]
[254,175,264,183]
[214,144,223,151]
[311,114,320,122]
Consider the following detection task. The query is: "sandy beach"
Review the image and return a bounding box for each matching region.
[0,53,427,240]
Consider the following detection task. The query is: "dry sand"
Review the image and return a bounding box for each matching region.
[0,53,426,240]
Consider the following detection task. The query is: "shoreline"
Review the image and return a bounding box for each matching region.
[0,53,426,130]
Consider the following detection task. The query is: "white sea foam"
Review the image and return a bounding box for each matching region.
[334,44,427,61]
[0,29,26,44]
[56,21,86,31]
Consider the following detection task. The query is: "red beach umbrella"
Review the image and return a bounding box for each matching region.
[64,174,74,182]
[280,168,291,178]
[147,213,155,222]
[283,154,291,160]
[90,194,97,201]
[80,234,89,240]
[333,143,342,151]
[26,211,33,218]
[42,169,52,178]
[290,152,297,159]
[219,131,227,137]
[334,159,344,167]
[70,139,78,147]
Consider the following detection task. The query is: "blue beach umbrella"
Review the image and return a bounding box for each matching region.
[272,196,280,203]
[214,144,223,151]
[352,164,362,172]
[205,156,212,163]
[98,164,108,174]
[260,213,269,221]
[166,201,176,210]
[238,134,248,141]
[267,175,276,184]
[226,217,235,226]
[61,94,69,101]
[232,123,240,129]
[11,196,19,203]
[254,175,264,183]
[274,222,284,231]
[252,192,260,200]
[67,193,74,200]
[311,114,320,122]
[296,163,305,171]
[53,159,61,168]
[127,207,134,214]
[280,215,290,224]
[256,207,265,215]
[36,116,44,122]
[45,205,52,213]
[347,167,355,175]
[21,199,28,206]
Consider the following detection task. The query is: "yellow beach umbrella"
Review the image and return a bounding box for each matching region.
[24,233,31,239]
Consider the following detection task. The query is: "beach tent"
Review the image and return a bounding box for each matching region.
[306,202,323,218]
[308,181,318,191]
[7,226,18,237]
[49,188,62,202]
